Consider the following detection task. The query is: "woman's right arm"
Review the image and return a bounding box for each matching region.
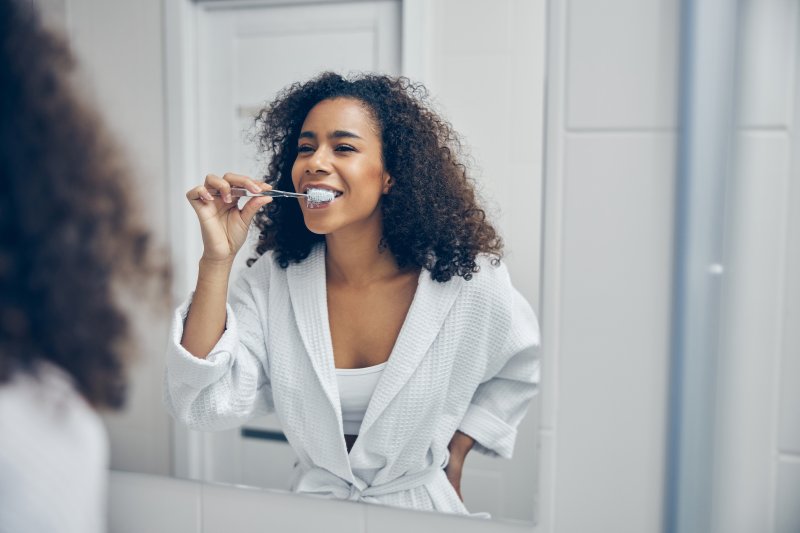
[181,173,272,358]
[162,173,275,431]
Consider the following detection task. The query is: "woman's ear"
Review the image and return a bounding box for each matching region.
[382,174,393,194]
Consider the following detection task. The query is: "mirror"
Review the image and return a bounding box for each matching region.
[33,0,546,526]
[18,0,800,531]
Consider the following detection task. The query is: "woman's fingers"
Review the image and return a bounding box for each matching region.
[221,172,264,195]
[186,172,273,226]
[186,185,214,203]
[240,195,272,227]
[203,174,234,203]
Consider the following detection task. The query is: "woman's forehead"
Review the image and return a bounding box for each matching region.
[301,97,380,137]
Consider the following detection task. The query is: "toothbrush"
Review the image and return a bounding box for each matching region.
[210,187,336,204]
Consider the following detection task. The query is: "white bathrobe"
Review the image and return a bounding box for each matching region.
[164,244,540,516]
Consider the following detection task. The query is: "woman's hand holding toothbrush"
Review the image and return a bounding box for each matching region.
[185,172,273,264]
[181,172,271,359]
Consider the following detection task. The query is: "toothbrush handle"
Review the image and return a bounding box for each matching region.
[211,187,306,199]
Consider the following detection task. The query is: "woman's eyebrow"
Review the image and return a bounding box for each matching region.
[297,130,362,140]
[330,130,363,140]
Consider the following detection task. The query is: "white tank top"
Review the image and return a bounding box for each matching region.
[335,361,387,435]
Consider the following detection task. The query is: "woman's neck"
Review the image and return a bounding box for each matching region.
[324,224,400,287]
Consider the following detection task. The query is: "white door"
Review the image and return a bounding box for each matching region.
[190,0,401,490]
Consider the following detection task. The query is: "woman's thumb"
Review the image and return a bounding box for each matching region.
[240,196,271,227]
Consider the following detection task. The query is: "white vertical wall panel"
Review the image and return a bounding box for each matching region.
[554,133,674,533]
[776,461,800,533]
[778,147,800,455]
[737,0,798,129]
[566,0,679,130]
[776,1,800,457]
[712,134,791,533]
[710,1,800,532]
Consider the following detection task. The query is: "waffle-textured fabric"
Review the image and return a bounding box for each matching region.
[164,244,540,516]
[0,361,108,533]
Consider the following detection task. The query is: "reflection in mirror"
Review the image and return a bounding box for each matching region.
[164,0,546,523]
[27,0,547,527]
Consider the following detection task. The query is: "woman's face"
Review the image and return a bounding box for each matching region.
[291,97,391,236]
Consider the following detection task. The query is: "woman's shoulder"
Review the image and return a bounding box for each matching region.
[242,243,323,279]
[462,254,512,292]
[235,249,281,286]
[0,361,107,455]
[452,254,515,314]
[0,361,108,530]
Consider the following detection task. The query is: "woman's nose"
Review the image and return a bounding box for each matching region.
[305,147,331,174]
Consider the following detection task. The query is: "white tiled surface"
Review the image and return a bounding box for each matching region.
[109,471,200,533]
[365,502,533,533]
[712,134,791,533]
[555,133,675,533]
[737,0,798,129]
[109,471,542,533]
[776,460,800,533]
[566,0,680,130]
[201,482,366,533]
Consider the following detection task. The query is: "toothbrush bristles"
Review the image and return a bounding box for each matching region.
[306,188,336,204]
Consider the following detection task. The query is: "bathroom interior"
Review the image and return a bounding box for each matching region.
[22,0,800,531]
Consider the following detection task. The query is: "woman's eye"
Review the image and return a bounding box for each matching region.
[335,144,356,152]
[297,145,314,153]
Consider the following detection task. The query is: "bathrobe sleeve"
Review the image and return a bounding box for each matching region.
[163,267,274,431]
[458,283,541,459]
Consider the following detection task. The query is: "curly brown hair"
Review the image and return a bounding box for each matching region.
[250,72,502,282]
[0,0,169,409]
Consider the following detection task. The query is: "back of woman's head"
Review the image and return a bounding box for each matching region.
[0,0,168,409]
[252,72,502,282]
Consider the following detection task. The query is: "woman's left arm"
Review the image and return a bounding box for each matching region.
[457,285,540,459]
[445,430,475,500]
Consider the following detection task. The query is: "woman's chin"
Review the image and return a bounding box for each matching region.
[302,218,334,235]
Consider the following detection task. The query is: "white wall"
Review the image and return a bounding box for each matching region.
[538,0,678,532]
[712,1,800,533]
[425,0,546,310]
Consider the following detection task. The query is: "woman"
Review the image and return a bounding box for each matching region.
[0,1,167,531]
[164,72,539,516]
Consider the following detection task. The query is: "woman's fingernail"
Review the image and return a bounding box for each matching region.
[225,194,232,203]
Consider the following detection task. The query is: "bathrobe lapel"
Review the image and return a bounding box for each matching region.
[358,268,463,437]
[285,246,343,430]
[287,246,362,484]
